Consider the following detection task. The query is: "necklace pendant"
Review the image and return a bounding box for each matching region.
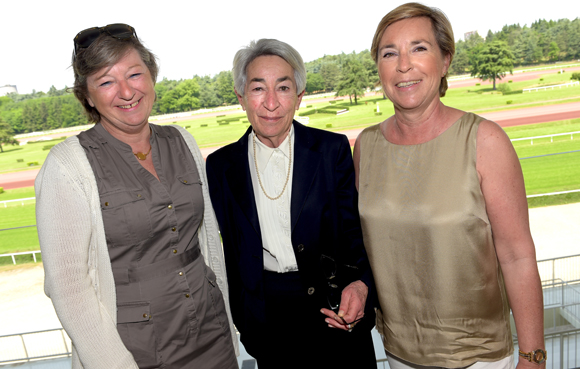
[133,144,152,161]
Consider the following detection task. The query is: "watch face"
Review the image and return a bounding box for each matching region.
[533,350,546,363]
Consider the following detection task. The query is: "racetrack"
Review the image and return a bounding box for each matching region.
[2,64,580,191]
[448,66,580,89]
[2,102,580,190]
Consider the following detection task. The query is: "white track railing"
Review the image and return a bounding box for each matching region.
[0,328,71,364]
[0,251,41,265]
[0,197,36,207]
[511,131,580,144]
[524,81,579,92]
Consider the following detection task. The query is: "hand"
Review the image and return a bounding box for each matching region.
[320,280,368,331]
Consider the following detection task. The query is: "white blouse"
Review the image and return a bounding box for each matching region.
[248,126,298,273]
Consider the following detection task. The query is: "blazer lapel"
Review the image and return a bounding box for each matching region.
[290,122,321,232]
[225,128,261,236]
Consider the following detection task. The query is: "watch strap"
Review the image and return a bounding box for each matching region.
[519,349,547,364]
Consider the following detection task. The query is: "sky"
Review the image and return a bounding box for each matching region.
[1,0,576,95]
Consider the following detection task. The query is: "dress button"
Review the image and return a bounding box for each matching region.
[178,271,183,276]
[172,249,177,254]
[143,313,147,318]
[168,204,173,209]
[297,244,305,252]
[104,202,109,206]
[172,227,176,232]
[308,287,315,295]
[184,180,188,184]
[185,294,190,298]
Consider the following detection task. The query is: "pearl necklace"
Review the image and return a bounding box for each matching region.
[252,133,292,201]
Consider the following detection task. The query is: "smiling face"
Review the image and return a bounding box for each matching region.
[377,17,450,114]
[237,55,304,148]
[86,48,155,136]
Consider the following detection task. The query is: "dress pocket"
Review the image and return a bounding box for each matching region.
[177,171,201,186]
[117,301,161,368]
[204,266,229,332]
[177,171,203,206]
[174,171,204,223]
[100,189,153,247]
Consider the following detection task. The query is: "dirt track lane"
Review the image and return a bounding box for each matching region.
[448,66,580,89]
[2,101,579,190]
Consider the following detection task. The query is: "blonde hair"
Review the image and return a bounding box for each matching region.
[370,2,455,97]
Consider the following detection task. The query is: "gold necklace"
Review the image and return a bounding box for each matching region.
[253,132,292,200]
[133,145,152,160]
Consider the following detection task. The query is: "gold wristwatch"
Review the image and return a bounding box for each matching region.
[519,349,547,364]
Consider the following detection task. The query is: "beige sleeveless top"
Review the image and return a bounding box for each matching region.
[358,113,512,367]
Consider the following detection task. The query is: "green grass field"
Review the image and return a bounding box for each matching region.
[1,67,579,264]
[0,195,39,265]
[443,71,580,113]
[507,119,580,196]
[0,136,67,173]
[2,68,579,171]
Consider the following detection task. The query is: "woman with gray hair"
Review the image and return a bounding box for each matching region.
[232,38,307,96]
[36,24,238,368]
[207,38,377,369]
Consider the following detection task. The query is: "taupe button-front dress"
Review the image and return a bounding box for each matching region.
[78,124,237,369]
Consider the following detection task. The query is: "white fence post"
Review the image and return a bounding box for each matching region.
[0,251,42,265]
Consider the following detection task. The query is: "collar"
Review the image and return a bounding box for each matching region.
[91,122,156,151]
[251,125,294,175]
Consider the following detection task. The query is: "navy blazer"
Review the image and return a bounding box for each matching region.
[206,121,375,334]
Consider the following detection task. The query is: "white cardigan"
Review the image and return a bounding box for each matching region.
[35,125,238,369]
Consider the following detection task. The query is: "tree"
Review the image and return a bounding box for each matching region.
[449,47,469,75]
[335,57,369,105]
[173,79,201,112]
[359,50,379,89]
[485,30,495,43]
[548,41,560,61]
[470,41,515,90]
[195,75,221,108]
[465,32,485,49]
[47,85,67,97]
[0,116,18,153]
[216,71,237,105]
[305,73,325,93]
[319,63,340,91]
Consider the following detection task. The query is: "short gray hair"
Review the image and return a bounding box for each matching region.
[233,39,306,96]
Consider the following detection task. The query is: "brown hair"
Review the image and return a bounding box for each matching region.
[71,33,158,123]
[370,2,455,97]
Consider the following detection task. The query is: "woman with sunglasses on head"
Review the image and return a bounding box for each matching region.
[35,24,238,369]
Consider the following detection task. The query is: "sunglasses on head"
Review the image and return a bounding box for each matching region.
[73,23,136,56]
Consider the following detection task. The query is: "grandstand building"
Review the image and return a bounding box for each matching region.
[0,84,18,96]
